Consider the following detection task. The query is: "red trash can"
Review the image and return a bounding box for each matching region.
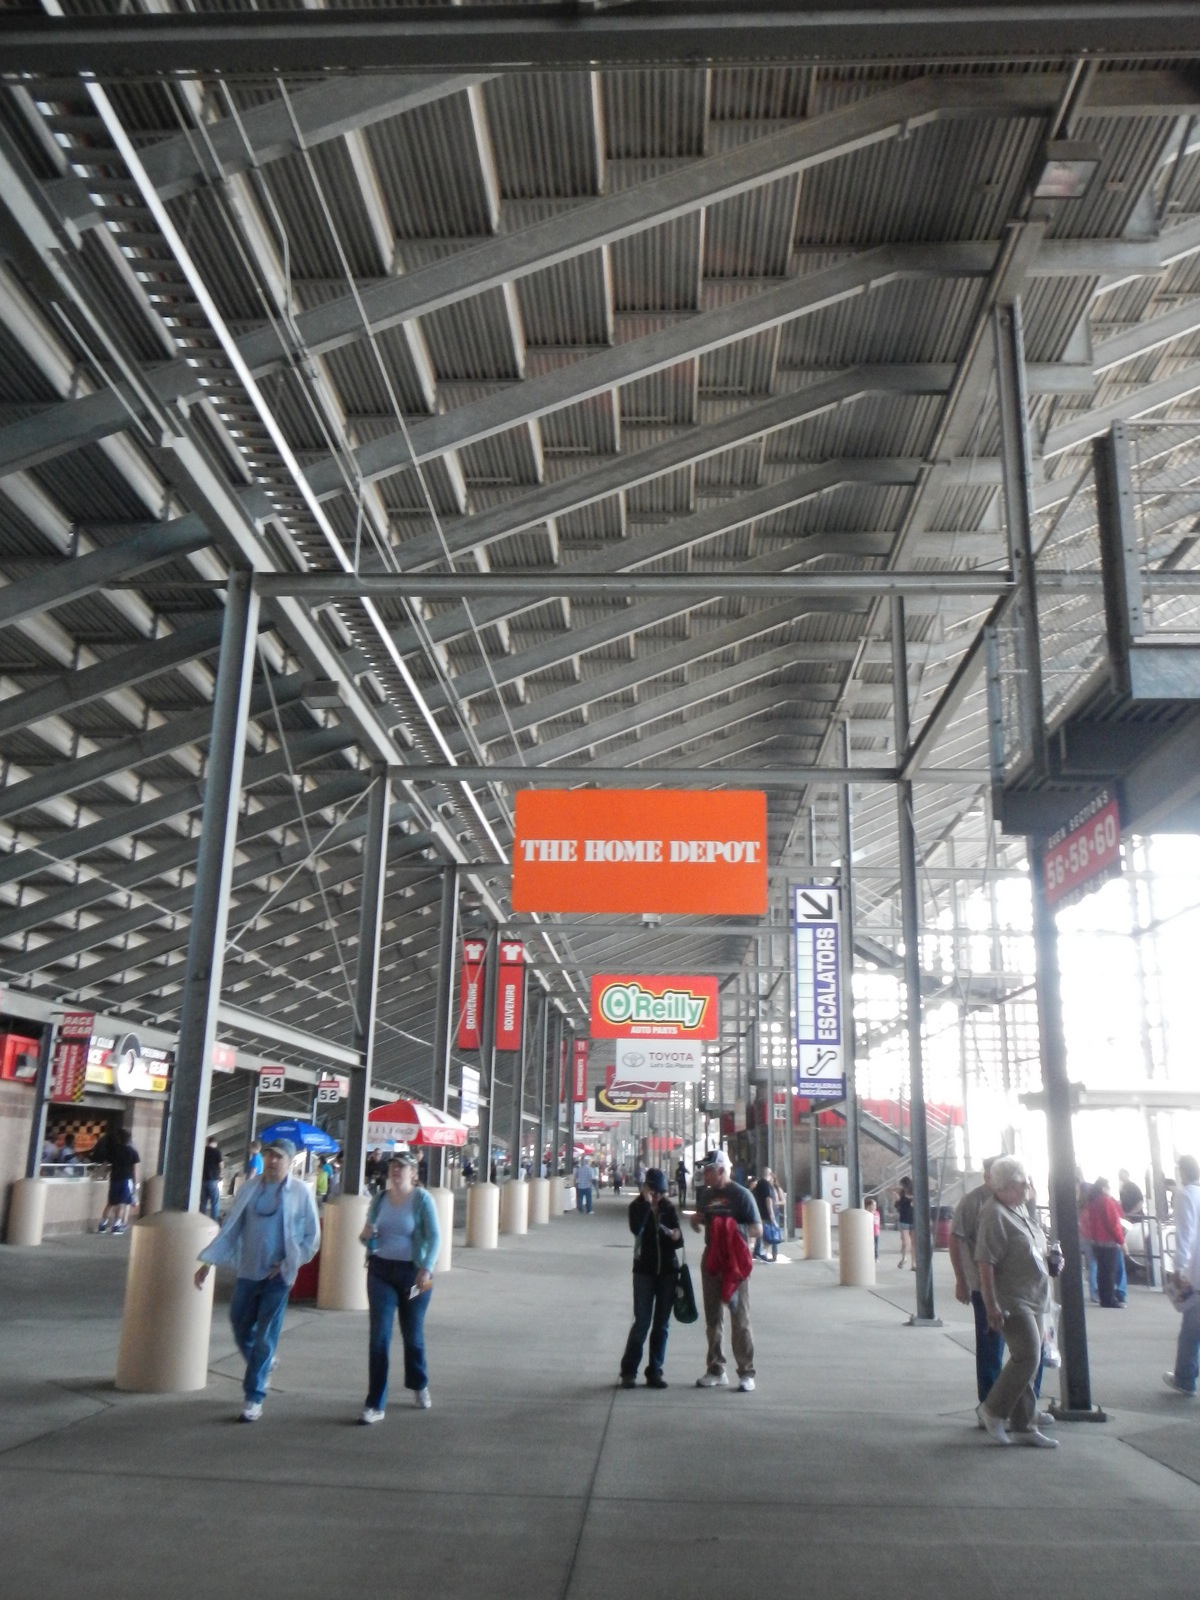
[290,1250,320,1302]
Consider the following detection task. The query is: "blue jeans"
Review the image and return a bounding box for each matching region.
[229,1274,290,1403]
[970,1290,1005,1403]
[1083,1240,1127,1303]
[1174,1293,1200,1392]
[577,1186,593,1214]
[366,1257,431,1410]
[200,1180,221,1221]
[621,1272,676,1379]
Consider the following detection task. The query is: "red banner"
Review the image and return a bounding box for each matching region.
[572,1038,589,1102]
[49,1011,93,1104]
[1043,789,1122,909]
[495,939,526,1051]
[457,938,487,1050]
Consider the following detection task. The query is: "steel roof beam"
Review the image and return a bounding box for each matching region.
[0,668,310,826]
[0,613,224,739]
[7,12,1200,74]
[47,73,490,227]
[1044,357,1200,457]
[0,772,373,945]
[0,728,362,895]
[0,516,212,631]
[396,762,983,787]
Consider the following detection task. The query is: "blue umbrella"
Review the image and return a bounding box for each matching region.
[258,1118,339,1155]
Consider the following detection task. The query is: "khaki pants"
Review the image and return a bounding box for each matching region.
[701,1269,755,1379]
[982,1306,1042,1433]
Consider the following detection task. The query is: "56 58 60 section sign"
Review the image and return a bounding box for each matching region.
[512,789,766,915]
[1042,788,1122,910]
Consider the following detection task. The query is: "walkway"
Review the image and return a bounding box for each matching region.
[2,1195,1198,1598]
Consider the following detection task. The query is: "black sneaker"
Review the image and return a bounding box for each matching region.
[619,1375,636,1389]
[646,1373,668,1389]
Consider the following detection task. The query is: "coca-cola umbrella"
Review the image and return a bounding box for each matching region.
[368,1098,468,1148]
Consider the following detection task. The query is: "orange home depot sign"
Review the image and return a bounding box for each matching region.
[590,974,719,1039]
[512,789,767,915]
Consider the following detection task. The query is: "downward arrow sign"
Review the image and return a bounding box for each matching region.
[800,892,834,920]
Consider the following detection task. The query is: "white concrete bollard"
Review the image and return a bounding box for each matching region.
[317,1193,371,1311]
[528,1176,551,1224]
[5,1177,47,1246]
[838,1207,876,1286]
[562,1182,576,1213]
[499,1179,529,1236]
[802,1198,832,1260]
[141,1174,165,1216]
[547,1176,565,1217]
[115,1210,219,1393]
[428,1185,455,1274]
[465,1181,500,1249]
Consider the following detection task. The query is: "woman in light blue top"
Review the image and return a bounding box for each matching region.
[358,1150,441,1423]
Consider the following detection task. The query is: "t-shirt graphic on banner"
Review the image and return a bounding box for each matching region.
[793,884,845,1099]
[495,940,526,1051]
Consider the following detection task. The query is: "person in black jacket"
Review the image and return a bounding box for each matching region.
[618,1169,683,1390]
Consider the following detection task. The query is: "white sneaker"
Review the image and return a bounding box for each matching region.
[1163,1372,1197,1395]
[1013,1428,1058,1449]
[414,1387,432,1410]
[975,1402,1011,1445]
[238,1401,263,1423]
[738,1377,756,1393]
[1035,1410,1055,1427]
[696,1372,729,1388]
[359,1407,385,1425]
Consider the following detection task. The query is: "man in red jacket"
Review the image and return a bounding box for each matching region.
[691,1149,762,1392]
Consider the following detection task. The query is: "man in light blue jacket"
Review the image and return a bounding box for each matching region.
[193,1137,320,1422]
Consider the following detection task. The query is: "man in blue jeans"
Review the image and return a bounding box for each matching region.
[950,1158,1005,1402]
[1165,1154,1200,1394]
[575,1155,595,1214]
[194,1137,320,1423]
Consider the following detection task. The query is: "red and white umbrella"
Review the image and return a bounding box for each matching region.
[368,1098,468,1148]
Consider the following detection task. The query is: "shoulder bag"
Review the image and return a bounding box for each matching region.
[673,1236,699,1324]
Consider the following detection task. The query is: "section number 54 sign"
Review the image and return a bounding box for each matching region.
[793,884,846,1099]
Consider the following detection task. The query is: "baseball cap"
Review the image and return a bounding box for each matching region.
[644,1168,668,1193]
[703,1149,731,1174]
[263,1137,297,1160]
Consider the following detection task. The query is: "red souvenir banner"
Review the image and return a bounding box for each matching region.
[49,1011,93,1104]
[572,1038,589,1102]
[457,938,487,1050]
[495,939,526,1051]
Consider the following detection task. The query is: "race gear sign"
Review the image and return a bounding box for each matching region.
[595,1085,645,1115]
[512,789,767,915]
[793,884,846,1100]
[1043,788,1122,909]
[457,938,487,1050]
[49,1011,93,1104]
[572,1038,589,1102]
[589,974,719,1039]
[495,940,526,1051]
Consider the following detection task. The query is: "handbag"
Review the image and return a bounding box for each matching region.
[763,1221,782,1246]
[673,1239,699,1324]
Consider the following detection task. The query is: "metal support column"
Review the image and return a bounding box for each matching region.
[479,930,499,1178]
[536,990,550,1174]
[893,595,939,1325]
[162,571,259,1213]
[511,970,529,1172]
[23,1022,55,1179]
[551,1005,563,1175]
[430,863,459,1188]
[839,719,863,1209]
[342,765,392,1197]
[243,1071,260,1164]
[1031,839,1103,1419]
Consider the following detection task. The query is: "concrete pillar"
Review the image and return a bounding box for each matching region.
[562,1182,576,1213]
[528,1176,551,1224]
[547,1175,565,1217]
[499,1179,529,1236]
[142,1174,165,1216]
[802,1197,832,1260]
[465,1181,499,1248]
[317,1193,371,1310]
[5,1177,47,1245]
[428,1185,454,1274]
[115,1211,218,1393]
[838,1208,875,1286]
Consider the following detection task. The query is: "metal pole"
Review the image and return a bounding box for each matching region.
[762,937,776,1178]
[536,989,550,1175]
[511,967,529,1173]
[1029,838,1102,1418]
[162,570,259,1213]
[551,1005,563,1175]
[342,765,391,1197]
[839,718,862,1209]
[480,930,499,1179]
[430,863,459,1187]
[23,1022,55,1179]
[243,1071,260,1164]
[893,594,939,1325]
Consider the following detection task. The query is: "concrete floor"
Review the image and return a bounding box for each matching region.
[2,1194,1198,1599]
